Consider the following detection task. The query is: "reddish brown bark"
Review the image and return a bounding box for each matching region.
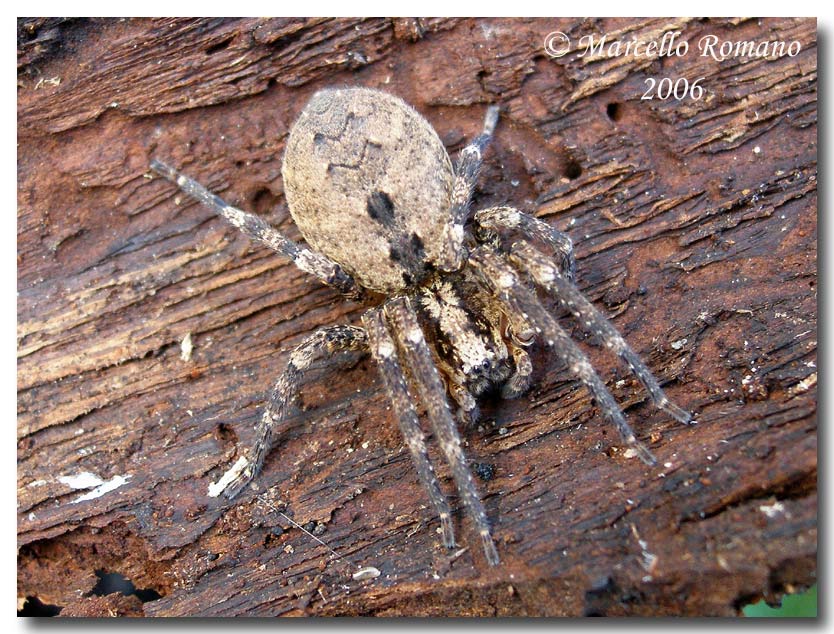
[18,17,816,616]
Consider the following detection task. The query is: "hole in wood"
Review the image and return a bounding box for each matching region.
[251,187,280,216]
[88,570,162,603]
[564,158,582,180]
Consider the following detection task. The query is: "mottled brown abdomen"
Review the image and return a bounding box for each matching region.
[282,88,457,293]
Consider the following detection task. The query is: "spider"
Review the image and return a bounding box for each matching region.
[150,87,692,566]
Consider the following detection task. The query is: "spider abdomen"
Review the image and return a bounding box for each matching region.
[282,88,459,294]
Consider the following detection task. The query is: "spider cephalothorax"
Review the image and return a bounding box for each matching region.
[151,87,692,566]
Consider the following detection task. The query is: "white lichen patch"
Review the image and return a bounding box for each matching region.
[62,473,131,504]
[208,456,249,497]
[788,372,817,397]
[180,332,194,362]
[58,471,104,490]
[352,566,381,581]
[759,501,786,518]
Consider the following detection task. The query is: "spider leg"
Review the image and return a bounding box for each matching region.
[449,381,480,426]
[149,160,360,298]
[443,105,500,267]
[501,344,533,399]
[470,248,658,466]
[210,325,368,499]
[509,241,693,426]
[385,296,500,566]
[362,307,457,549]
[475,205,576,281]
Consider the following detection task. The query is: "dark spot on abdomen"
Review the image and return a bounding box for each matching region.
[387,228,429,288]
[410,232,425,257]
[367,190,395,226]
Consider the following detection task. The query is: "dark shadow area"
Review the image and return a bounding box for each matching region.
[17,595,62,617]
[88,569,162,603]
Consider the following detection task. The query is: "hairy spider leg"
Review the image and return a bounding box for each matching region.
[384,297,501,566]
[508,242,693,426]
[471,249,658,466]
[363,308,456,549]
[474,205,576,281]
[444,105,501,268]
[448,381,480,427]
[501,344,534,400]
[216,325,369,499]
[474,206,691,424]
[149,160,359,297]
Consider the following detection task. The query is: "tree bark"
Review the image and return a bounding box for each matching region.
[18,17,816,617]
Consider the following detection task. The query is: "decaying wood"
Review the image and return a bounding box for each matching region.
[18,17,816,616]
